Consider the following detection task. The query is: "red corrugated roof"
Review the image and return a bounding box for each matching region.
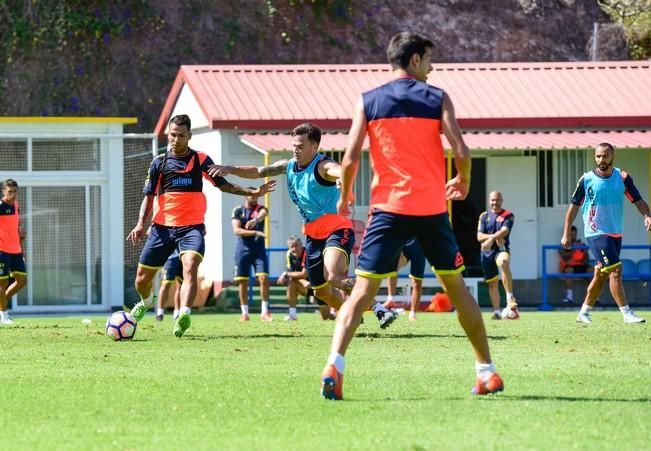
[155,61,651,137]
[240,130,650,153]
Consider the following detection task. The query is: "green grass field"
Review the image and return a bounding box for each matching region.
[1,310,650,450]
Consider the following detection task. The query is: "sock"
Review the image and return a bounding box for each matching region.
[580,303,592,314]
[327,352,345,374]
[241,304,249,316]
[0,310,7,321]
[619,305,632,316]
[475,361,496,383]
[289,307,297,318]
[409,310,416,319]
[494,309,501,315]
[156,308,164,316]
[173,309,179,320]
[506,292,514,301]
[565,289,573,300]
[261,301,269,314]
[141,293,154,308]
[180,306,191,315]
[386,295,394,302]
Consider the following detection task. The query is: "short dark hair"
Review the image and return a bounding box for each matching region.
[3,179,17,189]
[291,123,322,145]
[386,32,434,69]
[596,142,614,153]
[169,114,191,131]
[570,225,577,232]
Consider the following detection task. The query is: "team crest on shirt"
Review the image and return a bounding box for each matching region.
[454,252,464,267]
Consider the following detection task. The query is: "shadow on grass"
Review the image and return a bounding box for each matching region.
[502,394,651,403]
[356,332,509,340]
[173,332,510,341]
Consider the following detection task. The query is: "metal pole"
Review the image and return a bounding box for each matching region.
[591,22,599,61]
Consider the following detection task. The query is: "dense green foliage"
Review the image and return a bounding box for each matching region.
[1,311,649,450]
[598,0,651,59]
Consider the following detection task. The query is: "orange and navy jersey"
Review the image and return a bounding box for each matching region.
[477,209,514,256]
[144,149,227,227]
[0,200,21,253]
[232,204,266,251]
[363,76,447,216]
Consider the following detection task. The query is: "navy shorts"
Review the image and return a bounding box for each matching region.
[162,254,182,283]
[480,250,509,283]
[403,239,426,279]
[356,210,464,279]
[305,228,354,289]
[587,235,621,272]
[234,246,269,281]
[139,224,205,269]
[0,252,26,279]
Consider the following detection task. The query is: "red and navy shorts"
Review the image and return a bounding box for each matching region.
[139,223,205,269]
[0,252,26,279]
[587,235,621,272]
[305,228,354,289]
[356,210,465,279]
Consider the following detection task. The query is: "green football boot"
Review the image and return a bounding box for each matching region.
[173,312,191,337]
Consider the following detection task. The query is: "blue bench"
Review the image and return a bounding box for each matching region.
[541,245,651,310]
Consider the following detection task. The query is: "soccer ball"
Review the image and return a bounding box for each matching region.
[501,306,520,320]
[105,311,137,341]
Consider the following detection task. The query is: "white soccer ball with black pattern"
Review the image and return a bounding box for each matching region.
[501,306,520,320]
[105,311,137,341]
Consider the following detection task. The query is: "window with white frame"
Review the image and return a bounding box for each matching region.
[525,149,590,208]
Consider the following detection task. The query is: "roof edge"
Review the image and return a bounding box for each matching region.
[0,117,137,124]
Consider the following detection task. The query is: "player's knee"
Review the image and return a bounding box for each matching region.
[14,275,27,289]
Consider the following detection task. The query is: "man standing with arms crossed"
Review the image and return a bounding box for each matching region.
[0,179,27,325]
[127,114,276,337]
[321,31,503,400]
[231,193,272,322]
[561,142,650,324]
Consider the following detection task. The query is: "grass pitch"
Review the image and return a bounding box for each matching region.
[1,310,649,450]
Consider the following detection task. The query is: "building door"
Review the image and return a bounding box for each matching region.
[486,156,538,279]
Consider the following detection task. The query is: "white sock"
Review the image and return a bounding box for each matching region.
[173,309,179,320]
[180,306,191,315]
[386,295,394,302]
[241,304,249,316]
[619,305,632,316]
[494,309,501,315]
[580,303,592,314]
[0,310,7,321]
[141,293,154,308]
[261,301,269,314]
[289,307,297,318]
[156,308,164,316]
[506,292,514,301]
[565,289,573,300]
[328,352,345,374]
[475,361,496,383]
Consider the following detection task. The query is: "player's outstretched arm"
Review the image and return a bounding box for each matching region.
[207,160,289,179]
[441,92,471,201]
[219,179,277,196]
[127,195,154,245]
